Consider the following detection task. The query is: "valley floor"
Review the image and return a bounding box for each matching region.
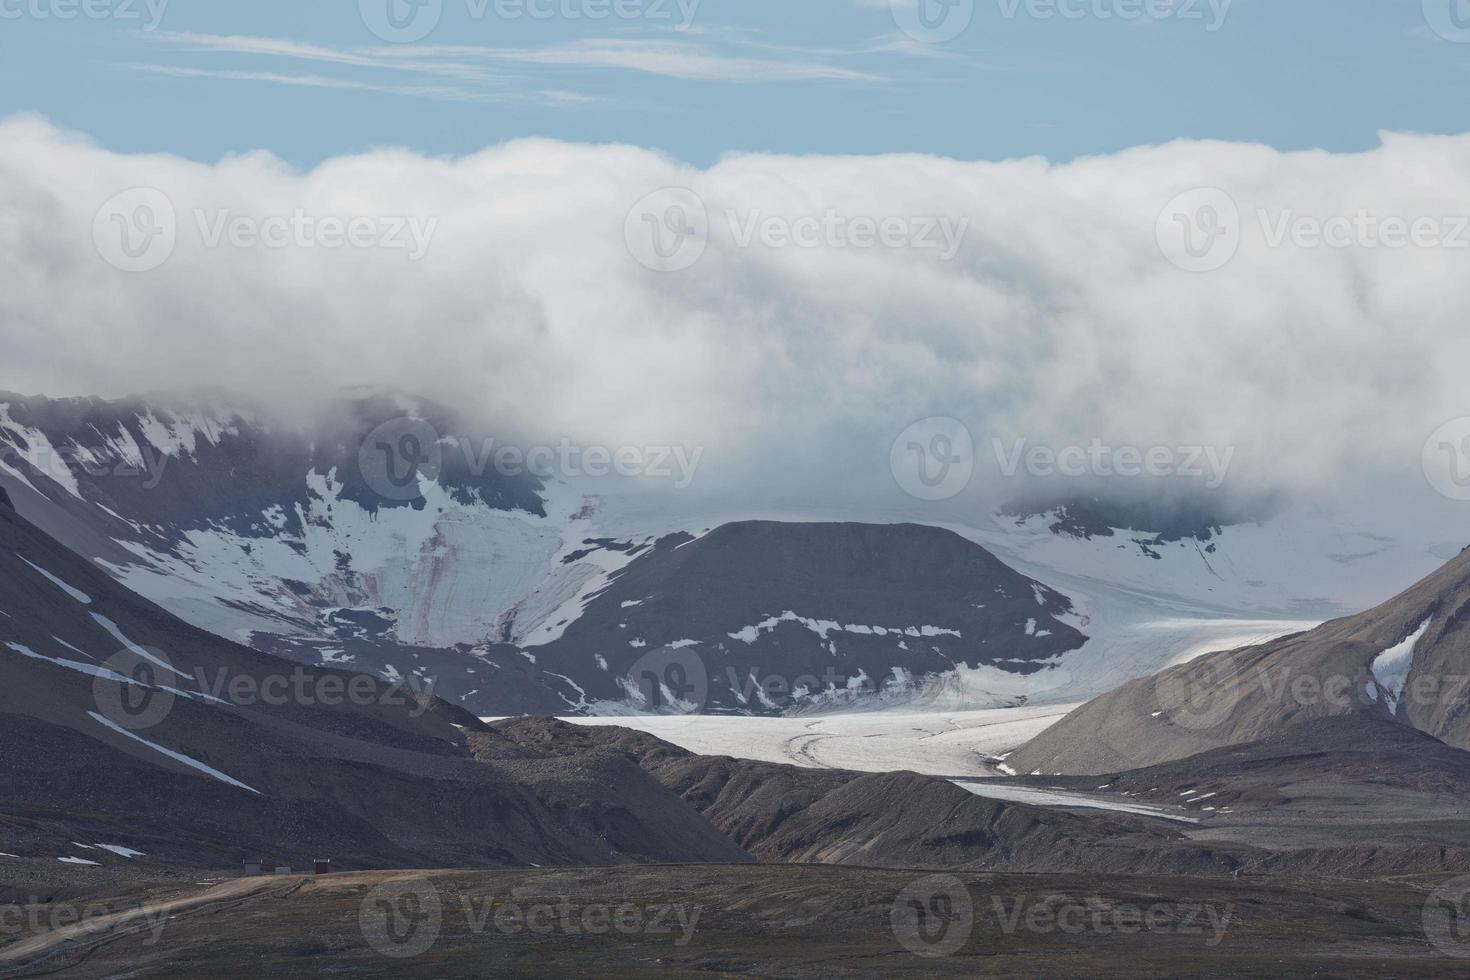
[2,866,1460,978]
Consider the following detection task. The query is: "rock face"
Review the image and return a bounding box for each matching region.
[1007,545,1470,775]
[533,521,1087,715]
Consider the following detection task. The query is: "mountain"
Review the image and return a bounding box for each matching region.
[529,521,1086,714]
[1007,544,1470,775]
[0,487,1193,880]
[0,487,751,871]
[0,390,1090,716]
[0,388,547,641]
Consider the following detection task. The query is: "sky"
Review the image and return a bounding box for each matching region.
[0,0,1467,167]
[3,0,1470,530]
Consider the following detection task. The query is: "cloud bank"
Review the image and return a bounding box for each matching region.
[2,114,1469,519]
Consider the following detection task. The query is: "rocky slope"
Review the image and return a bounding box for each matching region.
[1007,545,1470,775]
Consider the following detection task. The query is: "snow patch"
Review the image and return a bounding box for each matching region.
[1371,617,1433,715]
[89,613,190,677]
[5,641,141,685]
[19,557,93,604]
[727,610,961,645]
[88,711,262,794]
[0,403,83,498]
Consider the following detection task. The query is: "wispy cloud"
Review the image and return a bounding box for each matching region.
[114,62,596,106]
[128,29,903,104]
[374,38,890,83]
[146,31,502,84]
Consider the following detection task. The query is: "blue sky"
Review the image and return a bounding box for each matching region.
[1,0,1467,166]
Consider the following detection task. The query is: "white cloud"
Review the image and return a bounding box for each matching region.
[3,115,1469,518]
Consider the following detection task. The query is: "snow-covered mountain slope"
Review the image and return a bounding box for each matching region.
[530,521,1088,715]
[0,389,591,709]
[0,390,1093,716]
[0,389,548,636]
[2,387,1454,719]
